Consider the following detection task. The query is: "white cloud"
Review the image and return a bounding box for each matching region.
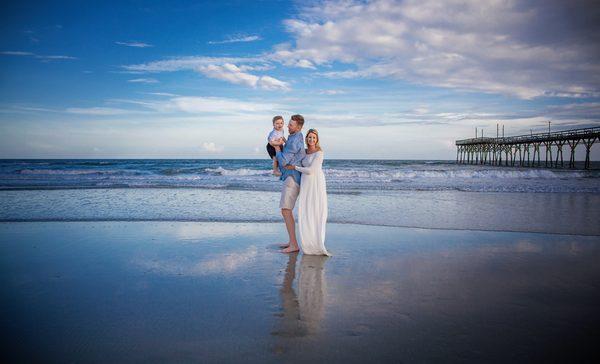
[1,51,34,56]
[278,0,600,99]
[208,35,262,44]
[123,56,289,91]
[197,63,259,87]
[35,55,77,60]
[257,75,290,91]
[319,89,346,95]
[123,56,262,72]
[143,92,179,97]
[65,107,142,115]
[64,96,280,117]
[196,63,289,90]
[128,78,159,84]
[115,41,153,48]
[166,96,277,114]
[1,51,76,60]
[197,64,289,90]
[201,141,224,153]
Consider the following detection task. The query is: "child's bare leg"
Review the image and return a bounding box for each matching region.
[272,157,281,175]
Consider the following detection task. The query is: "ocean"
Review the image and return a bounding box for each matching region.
[2,159,599,192]
[1,159,599,235]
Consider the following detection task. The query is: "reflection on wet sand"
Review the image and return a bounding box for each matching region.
[4,222,600,362]
[272,253,329,349]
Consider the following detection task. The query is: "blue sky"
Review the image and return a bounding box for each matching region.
[1,0,599,159]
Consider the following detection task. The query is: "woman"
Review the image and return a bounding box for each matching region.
[286,129,331,256]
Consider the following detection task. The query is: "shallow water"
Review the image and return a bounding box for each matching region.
[1,222,599,362]
[2,188,599,235]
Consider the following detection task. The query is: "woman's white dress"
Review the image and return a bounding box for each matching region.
[296,151,331,256]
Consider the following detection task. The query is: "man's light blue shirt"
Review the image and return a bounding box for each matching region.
[276,131,305,185]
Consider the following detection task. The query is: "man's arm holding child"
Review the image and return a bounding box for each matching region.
[269,137,284,147]
[275,136,300,167]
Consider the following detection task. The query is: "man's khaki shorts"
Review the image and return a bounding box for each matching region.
[279,176,300,210]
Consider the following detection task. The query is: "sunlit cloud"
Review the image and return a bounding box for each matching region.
[125,56,289,91]
[278,0,600,99]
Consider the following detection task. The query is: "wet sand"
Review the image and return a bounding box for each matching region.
[1,222,599,362]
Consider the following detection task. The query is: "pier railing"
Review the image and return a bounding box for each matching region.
[455,126,600,169]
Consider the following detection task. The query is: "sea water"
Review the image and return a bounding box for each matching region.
[1,159,599,235]
[2,159,599,192]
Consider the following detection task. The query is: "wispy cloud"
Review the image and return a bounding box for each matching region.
[1,51,34,56]
[122,56,262,72]
[124,56,289,91]
[128,78,159,84]
[65,107,143,115]
[207,35,261,44]
[115,41,153,48]
[23,30,39,43]
[197,63,290,91]
[1,50,77,60]
[0,104,57,115]
[319,89,347,95]
[142,92,179,97]
[66,96,280,116]
[36,55,77,60]
[165,96,278,113]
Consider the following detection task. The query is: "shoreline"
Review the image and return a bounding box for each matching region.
[1,219,599,237]
[3,188,600,235]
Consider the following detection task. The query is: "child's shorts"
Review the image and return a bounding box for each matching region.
[266,143,277,158]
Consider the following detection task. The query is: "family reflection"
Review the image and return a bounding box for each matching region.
[272,252,329,340]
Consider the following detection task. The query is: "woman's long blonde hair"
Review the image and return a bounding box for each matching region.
[306,128,322,152]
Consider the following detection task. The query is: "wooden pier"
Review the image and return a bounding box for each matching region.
[456,126,600,169]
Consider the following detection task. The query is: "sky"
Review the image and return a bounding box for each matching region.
[1,0,599,159]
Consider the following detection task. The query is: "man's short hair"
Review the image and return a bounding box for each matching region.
[291,114,304,128]
[272,115,284,124]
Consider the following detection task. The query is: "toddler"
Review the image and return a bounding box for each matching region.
[267,115,286,176]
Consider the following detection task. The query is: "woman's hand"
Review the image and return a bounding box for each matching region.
[284,165,295,170]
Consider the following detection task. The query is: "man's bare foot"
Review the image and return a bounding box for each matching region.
[280,246,299,254]
[278,243,290,248]
[273,170,282,176]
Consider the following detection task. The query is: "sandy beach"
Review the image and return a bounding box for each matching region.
[2,221,599,362]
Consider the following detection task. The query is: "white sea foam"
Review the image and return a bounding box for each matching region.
[205,167,271,176]
[17,169,123,175]
[324,168,586,179]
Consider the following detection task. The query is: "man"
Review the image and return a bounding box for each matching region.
[274,114,306,253]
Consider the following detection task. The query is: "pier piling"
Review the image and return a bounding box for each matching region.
[456,126,599,169]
